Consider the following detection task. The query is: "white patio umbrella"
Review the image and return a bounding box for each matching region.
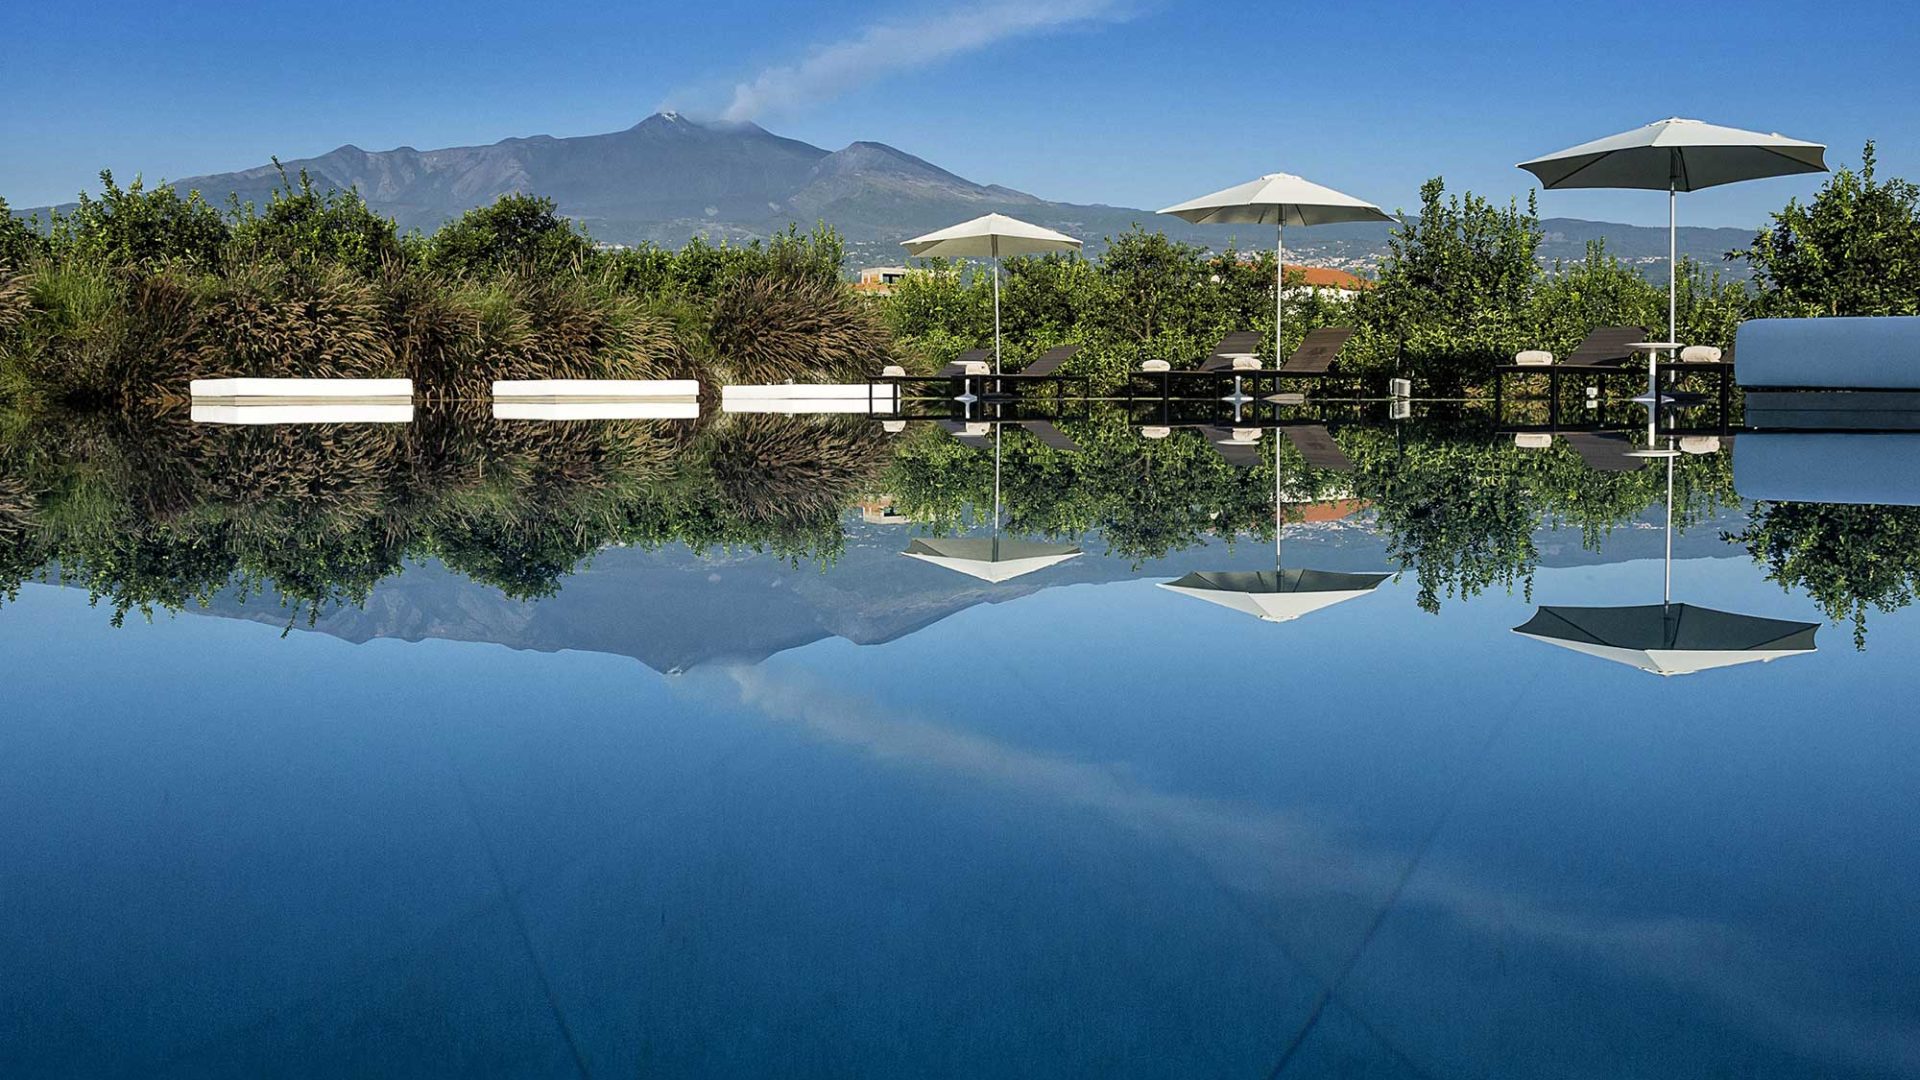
[1159,174,1392,365]
[902,424,1082,582]
[1512,603,1818,676]
[1160,569,1389,622]
[1159,429,1387,622]
[1513,450,1819,675]
[902,214,1082,374]
[1518,117,1826,344]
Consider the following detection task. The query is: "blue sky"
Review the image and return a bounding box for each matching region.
[4,0,1916,227]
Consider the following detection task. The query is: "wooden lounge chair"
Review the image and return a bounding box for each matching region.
[1277,327,1354,376]
[936,349,994,378]
[1004,344,1080,379]
[937,419,993,449]
[1557,326,1648,370]
[1018,420,1082,452]
[1199,331,1267,373]
[1562,431,1641,472]
[1279,423,1353,473]
[1196,425,1265,468]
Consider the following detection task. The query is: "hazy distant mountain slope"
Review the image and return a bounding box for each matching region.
[21,112,1760,272]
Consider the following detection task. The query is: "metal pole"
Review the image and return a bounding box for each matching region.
[1668,180,1678,346]
[992,250,1002,377]
[1275,424,1284,571]
[1275,220,1285,366]
[992,423,1002,559]
[1664,449,1674,606]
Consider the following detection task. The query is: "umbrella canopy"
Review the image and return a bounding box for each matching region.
[1159,569,1389,623]
[902,214,1081,374]
[1158,173,1395,227]
[903,537,1083,584]
[1512,603,1818,676]
[1159,174,1390,365]
[1518,117,1826,345]
[900,213,1082,258]
[1517,118,1826,192]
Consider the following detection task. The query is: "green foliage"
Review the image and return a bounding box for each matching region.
[1361,180,1541,389]
[1730,501,1920,648]
[229,164,402,276]
[51,171,230,270]
[706,272,891,384]
[0,196,50,269]
[1744,143,1920,318]
[422,194,596,278]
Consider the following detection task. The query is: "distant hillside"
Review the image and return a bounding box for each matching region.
[179,513,1743,675]
[18,112,1762,275]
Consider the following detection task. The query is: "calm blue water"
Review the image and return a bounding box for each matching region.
[3,502,1916,1077]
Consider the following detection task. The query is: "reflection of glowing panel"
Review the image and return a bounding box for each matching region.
[721,384,899,415]
[491,379,701,400]
[492,400,699,421]
[190,403,414,425]
[190,378,413,399]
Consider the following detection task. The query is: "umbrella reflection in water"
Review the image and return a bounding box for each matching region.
[1159,420,1388,621]
[902,423,1081,583]
[1513,446,1818,675]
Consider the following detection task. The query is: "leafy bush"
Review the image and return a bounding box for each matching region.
[1744,142,1920,318]
[230,165,402,276]
[51,171,230,270]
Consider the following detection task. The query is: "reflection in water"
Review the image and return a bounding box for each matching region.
[1516,449,1821,673]
[3,388,1919,1077]
[0,394,1913,647]
[899,426,1082,581]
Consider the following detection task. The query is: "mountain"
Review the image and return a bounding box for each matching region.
[175,512,1744,675]
[19,112,1762,273]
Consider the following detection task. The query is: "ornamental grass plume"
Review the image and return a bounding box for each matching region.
[706,273,892,385]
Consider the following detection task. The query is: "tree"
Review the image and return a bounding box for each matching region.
[422,194,595,278]
[50,171,230,270]
[0,196,49,269]
[1743,142,1920,317]
[1362,179,1542,389]
[229,164,402,276]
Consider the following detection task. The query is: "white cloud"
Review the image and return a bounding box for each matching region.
[717,0,1128,123]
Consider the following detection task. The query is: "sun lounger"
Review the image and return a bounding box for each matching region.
[1197,425,1265,468]
[1558,326,1648,370]
[937,349,994,378]
[1279,423,1353,472]
[1199,331,1266,373]
[1005,344,1080,379]
[1562,431,1642,472]
[1277,327,1354,375]
[1018,420,1081,452]
[938,420,994,449]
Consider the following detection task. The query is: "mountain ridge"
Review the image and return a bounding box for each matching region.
[17,113,1762,272]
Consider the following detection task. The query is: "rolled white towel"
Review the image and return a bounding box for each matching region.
[1679,345,1723,363]
[1231,356,1262,371]
[880,364,907,378]
[1140,359,1171,373]
[1679,435,1723,454]
[960,360,991,376]
[1140,425,1171,439]
[1513,433,1553,449]
[1514,349,1554,367]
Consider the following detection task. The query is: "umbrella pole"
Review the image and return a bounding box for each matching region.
[1664,450,1674,606]
[1668,180,1678,345]
[1275,221,1285,365]
[992,252,1002,377]
[992,423,1002,561]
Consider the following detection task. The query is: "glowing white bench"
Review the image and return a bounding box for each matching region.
[721,383,900,415]
[491,379,700,420]
[189,378,414,424]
